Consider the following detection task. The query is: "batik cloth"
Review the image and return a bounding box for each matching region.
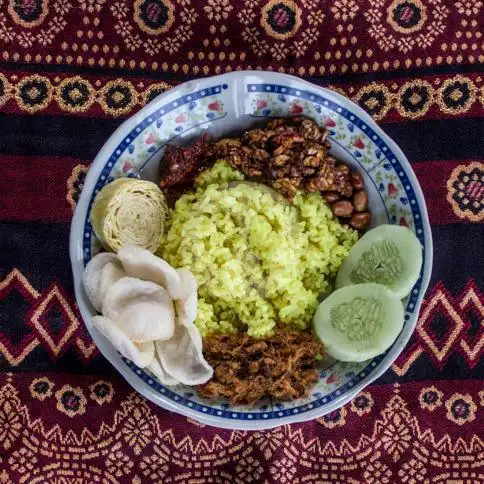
[0,0,482,482]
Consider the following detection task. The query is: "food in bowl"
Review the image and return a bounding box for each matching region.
[313,283,404,362]
[162,117,372,230]
[90,178,168,253]
[161,161,358,337]
[199,328,322,404]
[81,116,422,404]
[83,245,213,386]
[336,224,423,299]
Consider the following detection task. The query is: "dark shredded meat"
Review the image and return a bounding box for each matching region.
[198,328,323,405]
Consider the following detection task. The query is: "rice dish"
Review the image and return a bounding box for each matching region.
[161,160,357,337]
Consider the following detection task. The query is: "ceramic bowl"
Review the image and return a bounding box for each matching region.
[70,72,432,430]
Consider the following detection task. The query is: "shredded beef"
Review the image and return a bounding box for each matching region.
[198,328,323,405]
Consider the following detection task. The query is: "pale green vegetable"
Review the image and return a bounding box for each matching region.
[161,160,358,337]
[90,178,168,253]
[313,283,404,362]
[336,224,422,299]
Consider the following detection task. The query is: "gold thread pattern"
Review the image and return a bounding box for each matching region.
[7,0,49,29]
[446,161,484,222]
[437,74,477,114]
[134,0,175,35]
[0,0,72,48]
[54,385,87,418]
[393,280,483,375]
[317,406,347,428]
[239,0,325,61]
[0,269,97,366]
[260,0,303,40]
[143,81,172,105]
[0,73,481,120]
[445,393,477,425]
[204,0,234,22]
[111,0,197,56]
[99,79,137,116]
[15,75,53,113]
[418,385,444,411]
[386,0,428,35]
[30,285,80,358]
[0,381,482,482]
[66,164,89,211]
[57,76,95,113]
[355,82,393,121]
[29,377,54,402]
[331,0,359,22]
[89,380,114,405]
[351,391,374,416]
[0,72,9,109]
[364,0,448,53]
[0,0,482,75]
[395,79,434,119]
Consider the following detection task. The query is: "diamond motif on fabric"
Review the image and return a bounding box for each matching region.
[29,283,80,359]
[458,282,484,363]
[417,285,464,366]
[0,269,40,365]
[393,279,483,375]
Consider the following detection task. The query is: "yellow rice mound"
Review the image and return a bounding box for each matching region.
[161,161,358,337]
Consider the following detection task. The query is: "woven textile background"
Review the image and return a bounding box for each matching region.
[0,0,483,482]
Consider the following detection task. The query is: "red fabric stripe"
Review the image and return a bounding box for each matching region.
[0,155,87,222]
[0,156,478,225]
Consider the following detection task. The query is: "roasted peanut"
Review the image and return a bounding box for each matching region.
[351,171,364,190]
[353,190,368,212]
[273,178,299,199]
[332,200,353,218]
[322,191,340,204]
[350,212,371,230]
[213,119,372,227]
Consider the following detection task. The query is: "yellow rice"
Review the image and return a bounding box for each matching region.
[161,161,358,337]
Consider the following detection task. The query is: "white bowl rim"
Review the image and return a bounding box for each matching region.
[70,71,433,430]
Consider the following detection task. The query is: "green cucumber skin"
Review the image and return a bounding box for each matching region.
[336,225,422,299]
[313,283,404,362]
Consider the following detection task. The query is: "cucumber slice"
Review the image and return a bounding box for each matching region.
[336,224,422,299]
[313,283,404,362]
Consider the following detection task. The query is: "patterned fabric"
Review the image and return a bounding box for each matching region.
[0,0,482,482]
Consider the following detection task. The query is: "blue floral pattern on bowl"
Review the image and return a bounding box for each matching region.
[71,72,432,430]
